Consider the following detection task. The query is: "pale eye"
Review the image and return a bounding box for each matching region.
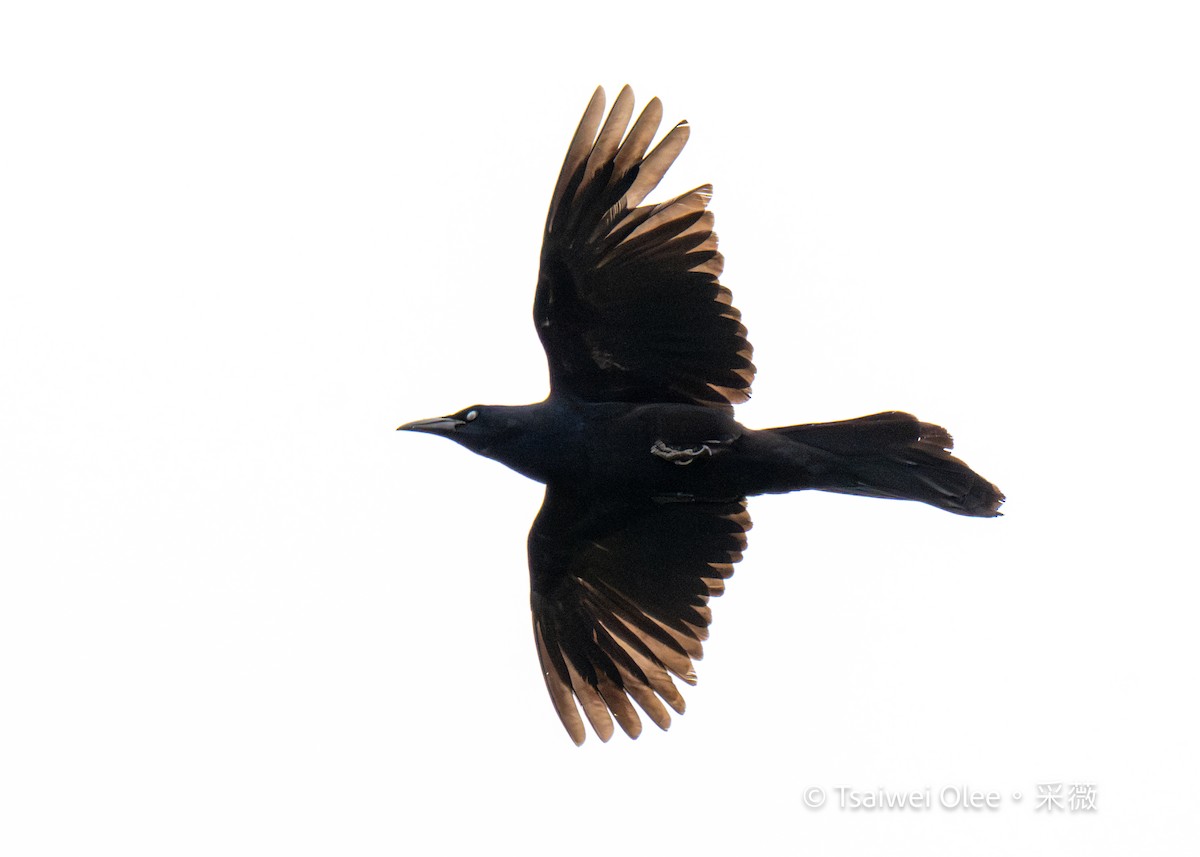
[465,410,478,422]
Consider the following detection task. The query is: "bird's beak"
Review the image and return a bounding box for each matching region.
[396,416,465,435]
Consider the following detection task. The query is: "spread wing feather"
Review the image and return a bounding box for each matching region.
[528,487,751,744]
[534,86,756,412]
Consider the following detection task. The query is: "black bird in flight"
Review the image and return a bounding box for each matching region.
[399,86,1003,744]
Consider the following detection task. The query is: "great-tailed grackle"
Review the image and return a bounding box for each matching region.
[398,86,1003,745]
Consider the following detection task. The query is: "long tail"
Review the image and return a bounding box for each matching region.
[774,411,1004,517]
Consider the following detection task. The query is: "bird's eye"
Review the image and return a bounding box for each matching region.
[465,410,478,422]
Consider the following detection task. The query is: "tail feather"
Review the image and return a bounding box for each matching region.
[776,411,1004,517]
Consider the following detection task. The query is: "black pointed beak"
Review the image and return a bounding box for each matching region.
[396,416,466,435]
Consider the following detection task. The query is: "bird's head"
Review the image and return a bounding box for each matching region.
[396,404,521,459]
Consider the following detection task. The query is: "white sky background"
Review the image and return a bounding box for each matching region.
[2,1,1197,854]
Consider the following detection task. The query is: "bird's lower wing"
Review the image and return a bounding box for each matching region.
[527,486,751,744]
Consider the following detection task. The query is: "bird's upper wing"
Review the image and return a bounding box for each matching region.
[534,86,755,413]
[528,486,751,744]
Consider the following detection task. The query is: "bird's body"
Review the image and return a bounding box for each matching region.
[440,398,745,497]
[416,398,998,515]
[399,86,1003,744]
